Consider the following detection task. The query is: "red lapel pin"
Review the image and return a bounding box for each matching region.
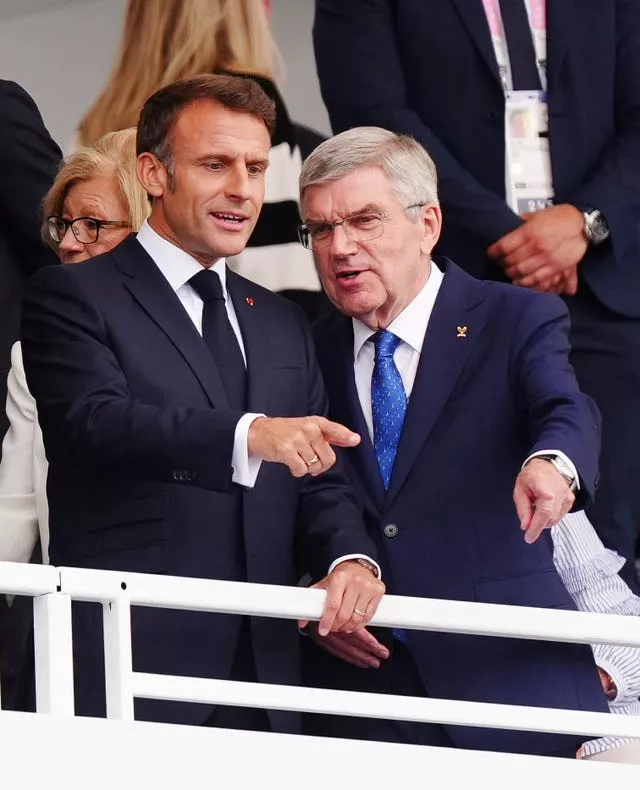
[245,297,254,307]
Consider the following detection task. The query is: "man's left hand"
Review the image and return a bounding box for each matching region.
[298,560,385,637]
[487,204,587,293]
[513,458,575,543]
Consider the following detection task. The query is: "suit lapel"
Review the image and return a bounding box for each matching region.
[323,317,386,516]
[113,236,230,408]
[225,271,272,414]
[451,0,503,87]
[386,262,491,505]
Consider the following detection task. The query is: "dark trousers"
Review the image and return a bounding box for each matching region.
[205,617,270,732]
[303,637,453,747]
[565,287,640,593]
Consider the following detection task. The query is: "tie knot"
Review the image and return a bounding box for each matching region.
[371,330,401,359]
[189,269,224,302]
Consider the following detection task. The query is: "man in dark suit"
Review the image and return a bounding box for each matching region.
[0,80,61,443]
[0,80,60,710]
[313,0,640,591]
[21,75,384,731]
[299,127,609,756]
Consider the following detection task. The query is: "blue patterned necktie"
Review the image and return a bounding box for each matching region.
[371,330,409,646]
[371,330,407,488]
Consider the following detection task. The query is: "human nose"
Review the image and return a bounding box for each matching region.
[57,224,85,256]
[329,221,357,256]
[226,165,251,200]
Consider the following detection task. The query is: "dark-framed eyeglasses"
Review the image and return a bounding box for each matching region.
[47,216,130,245]
[297,203,426,250]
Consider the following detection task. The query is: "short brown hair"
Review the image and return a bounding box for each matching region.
[136,73,276,174]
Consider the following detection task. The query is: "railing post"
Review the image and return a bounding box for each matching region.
[103,594,134,721]
[33,592,75,715]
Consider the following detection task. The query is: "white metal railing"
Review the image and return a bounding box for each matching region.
[2,561,640,745]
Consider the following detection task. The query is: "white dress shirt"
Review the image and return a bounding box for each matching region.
[137,220,262,487]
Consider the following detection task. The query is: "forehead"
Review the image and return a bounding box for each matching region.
[63,175,122,215]
[171,100,271,158]
[302,166,398,217]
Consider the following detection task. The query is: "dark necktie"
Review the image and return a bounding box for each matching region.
[188,269,247,410]
[497,0,542,90]
[371,330,407,489]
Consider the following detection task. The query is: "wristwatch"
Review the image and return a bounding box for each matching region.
[536,454,578,492]
[582,209,610,246]
[355,558,379,577]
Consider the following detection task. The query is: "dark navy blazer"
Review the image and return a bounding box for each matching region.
[21,234,375,729]
[314,0,640,317]
[312,260,609,755]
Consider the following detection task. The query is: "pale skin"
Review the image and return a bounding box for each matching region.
[487,203,588,295]
[55,175,132,264]
[136,99,383,632]
[301,166,578,657]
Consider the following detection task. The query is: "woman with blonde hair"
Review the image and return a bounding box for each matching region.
[77,0,325,317]
[0,127,148,566]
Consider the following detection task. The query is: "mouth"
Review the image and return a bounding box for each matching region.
[209,211,250,231]
[336,269,367,282]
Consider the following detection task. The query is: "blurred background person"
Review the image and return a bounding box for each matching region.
[0,78,61,710]
[76,0,326,320]
[0,127,148,710]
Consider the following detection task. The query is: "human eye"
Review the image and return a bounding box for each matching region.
[309,222,332,239]
[204,160,224,171]
[247,163,266,177]
[80,217,99,233]
[350,213,381,226]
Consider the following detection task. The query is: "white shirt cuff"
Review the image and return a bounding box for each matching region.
[328,554,382,579]
[523,449,580,491]
[231,413,264,489]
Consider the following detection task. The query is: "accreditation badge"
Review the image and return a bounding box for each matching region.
[504,91,554,215]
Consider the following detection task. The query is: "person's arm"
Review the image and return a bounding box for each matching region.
[552,512,640,704]
[0,342,39,563]
[21,265,244,492]
[511,294,600,505]
[0,81,61,274]
[313,0,522,247]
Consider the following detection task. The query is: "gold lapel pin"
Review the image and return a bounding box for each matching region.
[456,326,468,338]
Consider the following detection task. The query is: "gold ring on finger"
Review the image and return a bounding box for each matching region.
[305,455,320,466]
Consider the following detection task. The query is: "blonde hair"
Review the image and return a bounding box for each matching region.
[78,0,277,146]
[42,128,149,249]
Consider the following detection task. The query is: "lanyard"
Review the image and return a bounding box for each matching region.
[481,0,547,93]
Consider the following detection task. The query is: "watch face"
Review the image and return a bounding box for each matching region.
[587,212,610,244]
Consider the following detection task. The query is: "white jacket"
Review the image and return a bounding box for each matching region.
[0,341,49,563]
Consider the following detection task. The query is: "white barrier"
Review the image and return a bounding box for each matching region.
[0,560,638,788]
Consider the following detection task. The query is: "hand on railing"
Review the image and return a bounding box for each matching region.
[298,559,385,636]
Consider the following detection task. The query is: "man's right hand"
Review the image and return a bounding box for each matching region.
[247,416,360,477]
[309,626,390,669]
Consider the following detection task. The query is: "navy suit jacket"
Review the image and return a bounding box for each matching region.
[21,234,375,729]
[314,0,640,317]
[312,260,608,755]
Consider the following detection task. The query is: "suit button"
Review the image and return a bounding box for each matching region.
[173,469,187,482]
[383,523,398,539]
[187,471,198,482]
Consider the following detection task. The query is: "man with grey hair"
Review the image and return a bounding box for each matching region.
[300,127,611,757]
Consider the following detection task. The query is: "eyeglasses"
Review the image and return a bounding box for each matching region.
[47,216,130,245]
[298,204,426,250]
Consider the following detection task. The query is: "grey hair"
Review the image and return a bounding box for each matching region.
[299,127,439,210]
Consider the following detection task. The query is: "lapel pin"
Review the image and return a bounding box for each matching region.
[245,297,254,307]
[456,326,468,338]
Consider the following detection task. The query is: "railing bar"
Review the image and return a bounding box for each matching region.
[133,673,640,741]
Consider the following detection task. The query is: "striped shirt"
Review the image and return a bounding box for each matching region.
[552,510,640,756]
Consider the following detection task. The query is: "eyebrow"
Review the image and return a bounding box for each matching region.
[306,204,385,223]
[193,153,270,168]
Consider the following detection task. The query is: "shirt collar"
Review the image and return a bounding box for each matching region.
[352,262,444,361]
[136,219,228,297]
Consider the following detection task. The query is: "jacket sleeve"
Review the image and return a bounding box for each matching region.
[21,265,244,492]
[0,342,39,563]
[313,0,522,247]
[510,294,600,505]
[566,0,640,273]
[293,309,378,581]
[0,81,62,274]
